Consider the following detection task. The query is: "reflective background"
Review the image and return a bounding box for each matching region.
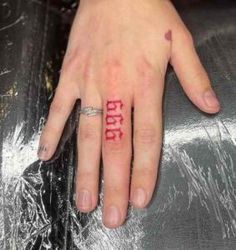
[0,0,236,249]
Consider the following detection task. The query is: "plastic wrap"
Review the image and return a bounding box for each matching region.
[0,0,236,249]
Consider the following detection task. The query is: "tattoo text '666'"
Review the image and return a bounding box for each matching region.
[105,100,124,141]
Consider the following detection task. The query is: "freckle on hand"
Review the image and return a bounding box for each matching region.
[165,30,172,42]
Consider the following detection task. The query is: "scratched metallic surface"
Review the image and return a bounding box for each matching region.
[0,0,236,249]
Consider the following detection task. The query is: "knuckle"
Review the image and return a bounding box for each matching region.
[105,58,122,72]
[104,183,124,195]
[103,58,122,85]
[191,68,206,82]
[44,123,61,135]
[76,171,94,182]
[103,140,124,154]
[135,56,162,95]
[62,49,81,74]
[137,167,155,177]
[79,124,100,142]
[134,127,159,145]
[49,99,65,115]
[136,56,154,79]
[132,167,157,184]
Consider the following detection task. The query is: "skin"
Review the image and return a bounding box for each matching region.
[38,0,220,229]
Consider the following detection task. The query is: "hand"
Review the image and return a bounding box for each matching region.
[38,0,220,228]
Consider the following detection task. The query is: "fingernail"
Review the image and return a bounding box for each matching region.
[37,144,48,160]
[104,205,120,227]
[203,90,220,108]
[131,188,147,207]
[77,189,92,211]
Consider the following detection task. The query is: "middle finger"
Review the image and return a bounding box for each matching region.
[102,91,132,229]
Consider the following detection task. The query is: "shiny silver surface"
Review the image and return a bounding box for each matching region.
[0,0,236,249]
[79,107,103,117]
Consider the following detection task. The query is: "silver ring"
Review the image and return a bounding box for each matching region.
[79,106,103,117]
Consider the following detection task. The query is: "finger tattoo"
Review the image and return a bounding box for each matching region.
[105,100,124,141]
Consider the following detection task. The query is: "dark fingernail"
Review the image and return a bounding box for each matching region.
[203,90,220,109]
[104,205,120,227]
[77,189,92,211]
[37,144,48,160]
[131,188,147,207]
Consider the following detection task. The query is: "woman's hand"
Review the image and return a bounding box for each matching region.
[38,0,220,228]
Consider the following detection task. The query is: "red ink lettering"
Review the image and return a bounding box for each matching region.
[106,114,124,125]
[105,128,123,141]
[105,99,124,141]
[106,100,123,111]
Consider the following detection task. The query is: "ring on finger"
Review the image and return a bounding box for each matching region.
[79,106,103,117]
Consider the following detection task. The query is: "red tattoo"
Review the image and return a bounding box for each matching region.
[165,30,172,41]
[105,128,124,140]
[105,100,124,141]
[107,100,123,111]
[106,114,124,125]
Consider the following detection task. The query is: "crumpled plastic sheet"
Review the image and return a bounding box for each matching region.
[0,0,236,249]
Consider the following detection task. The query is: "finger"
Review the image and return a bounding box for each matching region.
[75,87,103,212]
[130,66,163,209]
[102,94,132,228]
[171,30,220,114]
[38,80,79,161]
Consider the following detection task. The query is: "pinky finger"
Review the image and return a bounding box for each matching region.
[171,30,220,114]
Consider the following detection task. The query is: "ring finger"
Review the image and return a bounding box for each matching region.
[75,86,103,212]
[130,67,164,208]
